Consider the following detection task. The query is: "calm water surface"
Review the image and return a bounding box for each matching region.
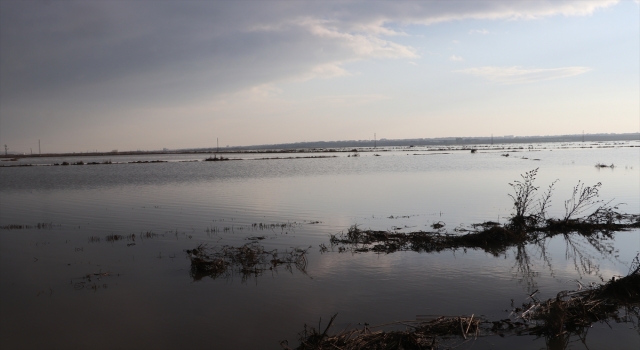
[1,142,639,349]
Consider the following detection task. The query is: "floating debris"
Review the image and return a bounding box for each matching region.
[247,236,267,240]
[72,271,118,292]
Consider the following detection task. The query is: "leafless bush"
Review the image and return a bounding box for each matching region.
[563,181,602,222]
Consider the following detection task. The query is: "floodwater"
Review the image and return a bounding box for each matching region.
[1,141,639,349]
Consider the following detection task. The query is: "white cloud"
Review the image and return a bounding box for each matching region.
[455,66,592,84]
[449,55,464,62]
[350,21,408,36]
[469,29,490,35]
[298,18,418,59]
[408,61,418,66]
[452,40,460,44]
[312,93,391,106]
[248,84,283,97]
[296,63,351,81]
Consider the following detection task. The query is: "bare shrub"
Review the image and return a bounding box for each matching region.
[563,181,602,222]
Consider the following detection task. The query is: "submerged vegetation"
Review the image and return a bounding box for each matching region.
[89,231,161,244]
[204,155,230,161]
[186,243,310,281]
[205,221,303,234]
[0,222,58,230]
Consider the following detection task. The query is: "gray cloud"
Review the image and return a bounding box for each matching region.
[0,0,618,150]
[1,1,616,100]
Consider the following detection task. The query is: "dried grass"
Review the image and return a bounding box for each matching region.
[186,243,310,281]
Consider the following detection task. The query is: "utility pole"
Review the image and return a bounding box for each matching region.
[3,144,7,156]
[374,133,376,148]
[217,138,219,153]
[38,139,41,155]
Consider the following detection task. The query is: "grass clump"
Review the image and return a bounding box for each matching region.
[327,169,638,255]
[285,258,640,349]
[514,255,640,341]
[0,222,57,230]
[105,234,125,242]
[186,243,309,281]
[283,314,483,350]
[204,155,229,161]
[329,224,526,256]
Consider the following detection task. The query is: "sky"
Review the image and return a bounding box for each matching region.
[1,0,638,153]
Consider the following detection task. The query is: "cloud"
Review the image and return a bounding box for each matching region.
[408,61,418,66]
[312,94,391,106]
[469,29,490,35]
[0,1,617,101]
[455,66,592,84]
[0,0,619,151]
[295,62,352,81]
[449,55,464,62]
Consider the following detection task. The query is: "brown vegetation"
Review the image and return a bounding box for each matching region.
[285,258,640,349]
[328,169,639,255]
[186,242,310,281]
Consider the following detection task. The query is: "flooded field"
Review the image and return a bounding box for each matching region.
[1,141,639,349]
